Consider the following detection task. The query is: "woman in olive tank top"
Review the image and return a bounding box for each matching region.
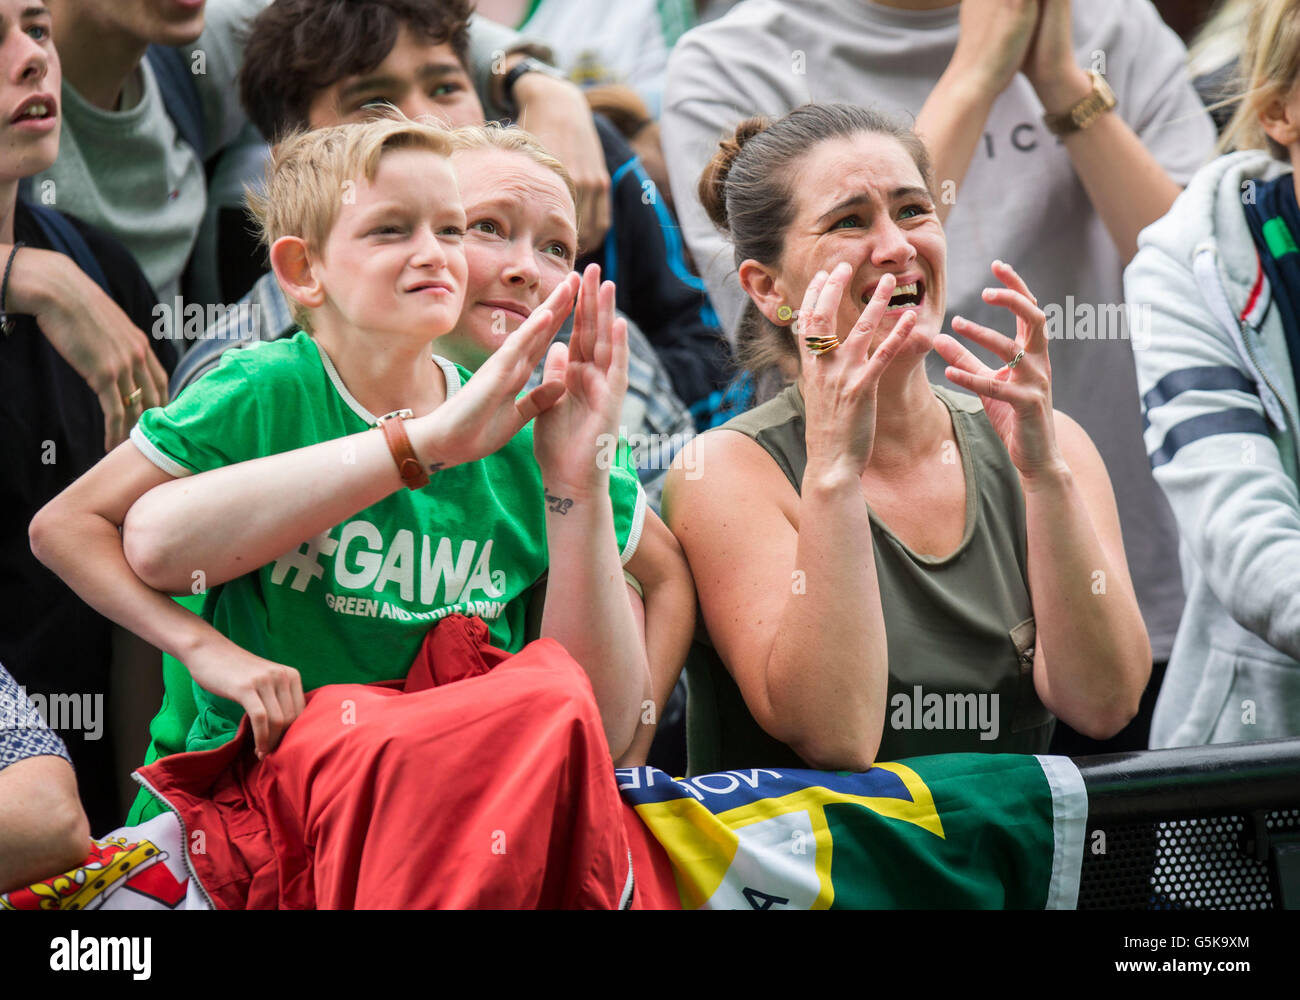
[664,104,1151,774]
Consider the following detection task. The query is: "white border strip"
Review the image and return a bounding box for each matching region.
[315,341,377,425]
[1035,754,1088,910]
[620,485,647,565]
[130,425,195,478]
[433,355,462,399]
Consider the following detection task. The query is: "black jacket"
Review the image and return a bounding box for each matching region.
[580,116,733,412]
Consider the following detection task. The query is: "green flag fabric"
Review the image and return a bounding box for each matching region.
[616,753,1086,909]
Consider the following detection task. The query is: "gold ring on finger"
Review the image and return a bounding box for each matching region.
[1004,349,1025,371]
[805,336,841,356]
[123,386,144,407]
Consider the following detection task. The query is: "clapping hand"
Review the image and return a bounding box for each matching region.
[416,271,581,470]
[933,260,1066,483]
[533,263,628,497]
[798,262,919,479]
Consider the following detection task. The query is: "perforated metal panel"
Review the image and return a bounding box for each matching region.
[1078,809,1299,909]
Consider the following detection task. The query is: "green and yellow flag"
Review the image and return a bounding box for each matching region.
[617,754,1086,909]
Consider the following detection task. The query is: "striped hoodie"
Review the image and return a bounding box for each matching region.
[1125,149,1300,747]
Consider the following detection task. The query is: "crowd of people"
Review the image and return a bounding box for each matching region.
[2,0,1298,905]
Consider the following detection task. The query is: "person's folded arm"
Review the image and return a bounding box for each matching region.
[664,431,889,772]
[3,242,169,451]
[0,756,90,895]
[615,509,696,767]
[28,442,309,758]
[122,425,408,595]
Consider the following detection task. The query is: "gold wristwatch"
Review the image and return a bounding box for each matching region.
[1042,71,1117,136]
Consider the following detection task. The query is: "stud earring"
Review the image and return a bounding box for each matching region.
[776,304,794,322]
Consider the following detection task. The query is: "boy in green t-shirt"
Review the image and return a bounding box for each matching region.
[31,116,662,775]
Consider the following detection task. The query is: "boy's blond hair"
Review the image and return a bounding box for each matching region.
[1218,0,1300,157]
[449,123,580,233]
[248,114,455,253]
[246,114,455,332]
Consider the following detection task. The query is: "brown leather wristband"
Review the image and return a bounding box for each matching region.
[377,409,430,490]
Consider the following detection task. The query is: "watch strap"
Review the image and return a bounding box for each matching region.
[502,56,561,112]
[1042,71,1117,136]
[377,410,430,491]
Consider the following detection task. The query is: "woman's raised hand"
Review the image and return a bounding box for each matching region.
[799,262,918,480]
[933,260,1066,483]
[533,263,629,496]
[414,271,581,471]
[950,0,1041,98]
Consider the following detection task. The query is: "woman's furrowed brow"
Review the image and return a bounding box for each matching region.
[814,186,932,225]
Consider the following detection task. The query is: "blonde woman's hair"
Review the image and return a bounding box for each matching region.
[247,113,455,253]
[1218,0,1300,156]
[1188,0,1252,80]
[448,123,580,231]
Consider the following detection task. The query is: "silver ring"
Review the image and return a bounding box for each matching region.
[1005,349,1025,370]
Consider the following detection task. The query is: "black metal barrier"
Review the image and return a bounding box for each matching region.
[1074,737,1300,909]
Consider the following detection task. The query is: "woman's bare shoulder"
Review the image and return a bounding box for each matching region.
[667,427,795,503]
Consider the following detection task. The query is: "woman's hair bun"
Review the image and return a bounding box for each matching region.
[697,115,770,233]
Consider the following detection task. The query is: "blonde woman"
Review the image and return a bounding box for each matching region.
[1126,0,1300,747]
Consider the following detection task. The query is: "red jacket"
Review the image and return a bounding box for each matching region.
[136,614,677,909]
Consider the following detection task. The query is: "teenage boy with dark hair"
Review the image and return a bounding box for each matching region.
[26,0,613,311]
[189,0,732,420]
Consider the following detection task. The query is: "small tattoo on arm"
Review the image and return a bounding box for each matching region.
[544,489,574,515]
[427,461,446,474]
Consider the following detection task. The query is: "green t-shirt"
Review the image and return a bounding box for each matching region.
[130,331,646,756]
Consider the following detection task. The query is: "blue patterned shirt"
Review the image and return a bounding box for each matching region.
[0,662,72,771]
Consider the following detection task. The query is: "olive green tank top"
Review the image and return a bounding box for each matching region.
[686,382,1055,775]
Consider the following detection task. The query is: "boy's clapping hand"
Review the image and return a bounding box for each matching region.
[413,271,581,473]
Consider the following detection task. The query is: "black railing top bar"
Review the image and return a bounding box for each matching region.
[1073,737,1300,825]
